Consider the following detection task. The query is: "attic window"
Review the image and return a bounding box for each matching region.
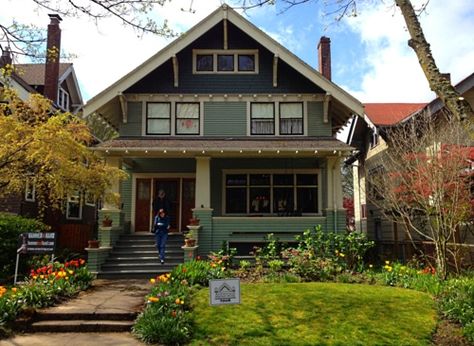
[58,87,69,111]
[193,49,258,74]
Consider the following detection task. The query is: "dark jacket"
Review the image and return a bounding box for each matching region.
[153,215,170,233]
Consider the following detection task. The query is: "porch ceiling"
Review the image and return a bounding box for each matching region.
[93,137,354,158]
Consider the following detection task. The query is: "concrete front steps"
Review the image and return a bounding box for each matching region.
[24,312,136,333]
[98,233,185,279]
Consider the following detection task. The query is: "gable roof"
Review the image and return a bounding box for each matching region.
[84,5,363,125]
[15,63,73,86]
[364,103,427,126]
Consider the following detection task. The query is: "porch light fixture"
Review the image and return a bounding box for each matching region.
[314,150,318,154]
[239,150,243,153]
[458,96,465,100]
[202,150,206,154]
[258,150,262,154]
[145,150,148,154]
[295,150,299,154]
[182,150,186,154]
[276,150,280,154]
[125,149,129,154]
[163,150,167,153]
[333,150,337,154]
[105,149,109,154]
[220,150,224,153]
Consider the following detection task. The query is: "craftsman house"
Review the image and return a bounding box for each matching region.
[84,5,363,262]
[348,72,474,261]
[0,15,89,251]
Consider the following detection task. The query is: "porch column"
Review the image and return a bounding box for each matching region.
[195,157,211,208]
[326,156,345,232]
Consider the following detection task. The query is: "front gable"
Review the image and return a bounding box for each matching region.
[126,20,324,95]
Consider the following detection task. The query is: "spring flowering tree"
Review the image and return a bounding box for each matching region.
[369,110,473,279]
[0,78,127,216]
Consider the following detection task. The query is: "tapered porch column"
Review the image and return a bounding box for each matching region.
[195,156,211,208]
[326,156,345,232]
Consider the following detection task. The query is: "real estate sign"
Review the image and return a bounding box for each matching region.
[209,278,241,306]
[18,232,56,254]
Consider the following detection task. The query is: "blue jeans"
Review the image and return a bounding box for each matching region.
[154,231,168,261]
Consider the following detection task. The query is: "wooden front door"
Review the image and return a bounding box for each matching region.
[135,178,151,232]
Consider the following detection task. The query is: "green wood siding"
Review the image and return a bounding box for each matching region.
[204,102,246,136]
[119,102,142,136]
[120,170,133,222]
[307,101,331,137]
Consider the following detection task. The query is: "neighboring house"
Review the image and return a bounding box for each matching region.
[84,5,364,256]
[0,15,91,251]
[348,72,474,260]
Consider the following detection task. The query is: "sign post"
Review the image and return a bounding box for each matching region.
[209,278,241,306]
[14,232,56,285]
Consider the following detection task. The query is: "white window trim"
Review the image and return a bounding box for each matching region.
[247,100,307,136]
[66,193,83,220]
[222,169,322,216]
[57,87,69,111]
[84,192,96,207]
[25,182,35,202]
[193,49,259,74]
[143,101,203,137]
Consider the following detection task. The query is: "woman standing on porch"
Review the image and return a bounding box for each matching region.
[153,208,170,264]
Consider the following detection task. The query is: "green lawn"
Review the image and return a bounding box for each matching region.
[190,282,437,346]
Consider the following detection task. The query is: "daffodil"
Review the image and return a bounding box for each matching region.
[149,278,156,284]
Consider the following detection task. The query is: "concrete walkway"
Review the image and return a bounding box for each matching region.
[0,279,151,346]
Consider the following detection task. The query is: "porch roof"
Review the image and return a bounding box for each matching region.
[94,136,353,156]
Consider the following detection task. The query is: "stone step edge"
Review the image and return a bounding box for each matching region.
[28,320,134,333]
[33,312,138,321]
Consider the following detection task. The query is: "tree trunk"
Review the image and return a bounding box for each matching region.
[395,0,474,122]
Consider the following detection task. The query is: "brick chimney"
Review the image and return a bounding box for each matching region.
[318,36,331,80]
[44,14,62,103]
[0,47,12,67]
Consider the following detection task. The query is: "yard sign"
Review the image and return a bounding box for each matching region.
[209,278,241,306]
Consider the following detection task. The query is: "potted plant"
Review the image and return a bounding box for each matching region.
[188,216,200,226]
[184,229,196,247]
[102,214,113,227]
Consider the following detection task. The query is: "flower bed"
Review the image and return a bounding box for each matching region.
[0,258,94,332]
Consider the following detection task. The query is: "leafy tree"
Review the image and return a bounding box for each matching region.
[367,110,473,279]
[0,71,126,217]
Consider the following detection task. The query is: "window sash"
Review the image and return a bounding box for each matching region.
[196,54,213,71]
[176,103,200,134]
[238,54,255,71]
[251,103,274,135]
[147,103,170,119]
[217,55,234,71]
[66,191,82,220]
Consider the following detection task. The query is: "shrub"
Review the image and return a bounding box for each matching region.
[0,214,49,281]
[438,277,474,341]
[171,259,228,287]
[134,273,193,345]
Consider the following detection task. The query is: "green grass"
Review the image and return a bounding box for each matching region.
[190,282,436,346]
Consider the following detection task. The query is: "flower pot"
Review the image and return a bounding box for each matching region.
[88,240,100,248]
[184,238,196,247]
[102,219,113,227]
[188,217,200,226]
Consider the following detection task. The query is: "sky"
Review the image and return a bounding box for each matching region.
[1,0,473,104]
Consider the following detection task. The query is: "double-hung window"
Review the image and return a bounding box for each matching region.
[176,103,200,135]
[25,181,35,202]
[147,103,171,135]
[66,191,82,220]
[280,102,303,135]
[194,50,258,73]
[251,103,274,135]
[57,88,69,111]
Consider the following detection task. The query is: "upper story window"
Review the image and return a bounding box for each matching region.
[176,103,200,135]
[251,103,274,135]
[57,87,69,111]
[147,102,171,135]
[193,49,258,74]
[370,129,379,148]
[280,102,303,135]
